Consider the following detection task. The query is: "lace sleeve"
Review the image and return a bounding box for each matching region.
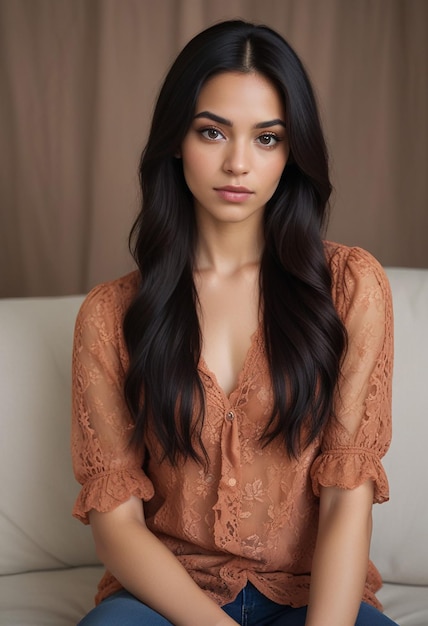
[311,247,393,503]
[71,279,154,525]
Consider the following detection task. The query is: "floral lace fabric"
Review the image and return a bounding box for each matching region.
[71,242,393,608]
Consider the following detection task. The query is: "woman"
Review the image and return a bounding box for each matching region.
[72,20,396,626]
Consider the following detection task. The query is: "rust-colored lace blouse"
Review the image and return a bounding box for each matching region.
[71,242,393,609]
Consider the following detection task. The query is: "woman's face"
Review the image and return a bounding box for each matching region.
[180,71,289,230]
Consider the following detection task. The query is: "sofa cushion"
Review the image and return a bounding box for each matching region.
[0,296,98,575]
[371,268,428,586]
[0,566,103,625]
[377,583,428,626]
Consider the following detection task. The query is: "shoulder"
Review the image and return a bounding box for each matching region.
[75,270,140,334]
[323,241,392,318]
[323,240,386,283]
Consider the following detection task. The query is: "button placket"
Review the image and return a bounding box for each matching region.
[212,404,242,552]
[224,410,239,488]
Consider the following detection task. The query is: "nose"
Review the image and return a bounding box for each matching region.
[222,140,250,176]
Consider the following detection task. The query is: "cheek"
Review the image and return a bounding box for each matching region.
[182,149,211,186]
[269,152,288,183]
[182,161,201,192]
[264,160,286,188]
[257,145,288,182]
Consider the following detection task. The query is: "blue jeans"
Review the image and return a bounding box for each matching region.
[78,582,398,625]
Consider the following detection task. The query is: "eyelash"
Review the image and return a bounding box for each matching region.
[199,127,225,141]
[198,127,282,148]
[257,132,282,147]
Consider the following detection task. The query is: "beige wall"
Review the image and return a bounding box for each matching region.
[1,0,427,297]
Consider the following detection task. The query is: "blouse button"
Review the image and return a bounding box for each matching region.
[228,478,237,487]
[226,410,235,421]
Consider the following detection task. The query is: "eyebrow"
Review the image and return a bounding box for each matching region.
[194,110,286,129]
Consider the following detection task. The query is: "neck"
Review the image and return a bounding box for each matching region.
[195,219,264,276]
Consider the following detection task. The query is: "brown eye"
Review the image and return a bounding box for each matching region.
[200,128,224,141]
[257,133,278,146]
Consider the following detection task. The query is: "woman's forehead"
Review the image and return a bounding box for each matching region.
[194,72,285,124]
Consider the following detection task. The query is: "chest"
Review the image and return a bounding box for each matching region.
[196,269,260,397]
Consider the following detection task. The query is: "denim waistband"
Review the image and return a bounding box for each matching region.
[222,582,301,626]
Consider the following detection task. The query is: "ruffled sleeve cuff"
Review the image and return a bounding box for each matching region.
[310,448,389,504]
[73,467,155,524]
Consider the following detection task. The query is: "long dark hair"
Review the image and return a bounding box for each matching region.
[123,20,347,463]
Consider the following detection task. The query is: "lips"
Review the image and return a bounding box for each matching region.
[214,186,254,203]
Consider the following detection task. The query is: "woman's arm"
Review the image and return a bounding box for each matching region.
[306,248,394,624]
[89,495,238,626]
[72,283,237,626]
[305,480,374,626]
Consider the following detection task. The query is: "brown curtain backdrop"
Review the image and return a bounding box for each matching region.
[1,0,427,297]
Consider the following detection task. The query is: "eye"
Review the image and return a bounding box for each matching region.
[256,132,281,147]
[199,127,225,141]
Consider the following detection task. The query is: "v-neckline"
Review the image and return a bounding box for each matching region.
[198,322,262,403]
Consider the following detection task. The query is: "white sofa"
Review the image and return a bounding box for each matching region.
[0,267,427,626]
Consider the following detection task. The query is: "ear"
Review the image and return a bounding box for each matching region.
[174,149,182,159]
